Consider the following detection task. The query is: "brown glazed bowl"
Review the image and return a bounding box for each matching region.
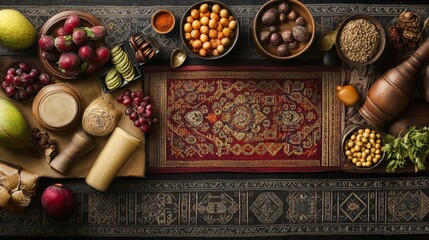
[335,14,386,67]
[38,10,105,81]
[180,0,240,60]
[253,0,315,60]
[340,124,385,171]
[151,9,176,34]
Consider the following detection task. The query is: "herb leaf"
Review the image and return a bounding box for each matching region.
[384,126,429,173]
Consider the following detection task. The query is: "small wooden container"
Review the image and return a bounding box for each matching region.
[32,83,84,134]
[151,9,175,34]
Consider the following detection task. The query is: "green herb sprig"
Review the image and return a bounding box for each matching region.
[384,126,429,173]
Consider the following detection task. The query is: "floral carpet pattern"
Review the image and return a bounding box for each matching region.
[1,177,429,237]
[147,67,342,172]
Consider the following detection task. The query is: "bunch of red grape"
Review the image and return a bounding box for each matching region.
[117,89,158,133]
[1,62,51,101]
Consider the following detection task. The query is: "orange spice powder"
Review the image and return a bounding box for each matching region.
[154,12,174,32]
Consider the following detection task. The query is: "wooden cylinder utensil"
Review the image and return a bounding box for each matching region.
[49,129,96,174]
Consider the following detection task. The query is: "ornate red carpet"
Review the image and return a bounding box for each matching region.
[146,66,342,172]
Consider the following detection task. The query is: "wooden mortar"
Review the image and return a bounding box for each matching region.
[359,37,429,128]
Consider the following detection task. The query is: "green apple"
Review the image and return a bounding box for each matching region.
[0,97,30,148]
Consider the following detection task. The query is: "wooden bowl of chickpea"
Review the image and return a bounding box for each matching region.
[341,124,385,170]
[180,1,239,59]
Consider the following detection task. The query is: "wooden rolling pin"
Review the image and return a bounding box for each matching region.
[49,129,96,174]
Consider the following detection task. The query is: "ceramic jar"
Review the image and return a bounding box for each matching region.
[32,83,84,133]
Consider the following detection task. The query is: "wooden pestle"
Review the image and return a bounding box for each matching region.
[49,129,96,174]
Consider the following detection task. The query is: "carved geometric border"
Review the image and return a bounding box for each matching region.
[1,177,429,237]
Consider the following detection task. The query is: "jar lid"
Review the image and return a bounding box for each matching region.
[38,92,79,128]
[32,83,83,133]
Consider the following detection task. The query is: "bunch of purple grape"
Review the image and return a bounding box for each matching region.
[1,62,51,101]
[117,89,158,133]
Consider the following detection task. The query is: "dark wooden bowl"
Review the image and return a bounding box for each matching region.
[38,11,105,81]
[340,124,386,171]
[180,0,240,60]
[335,14,386,67]
[1,62,47,103]
[252,0,315,60]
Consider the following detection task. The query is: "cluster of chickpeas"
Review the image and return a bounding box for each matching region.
[344,128,383,168]
[183,3,237,57]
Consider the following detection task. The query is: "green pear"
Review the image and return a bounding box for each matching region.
[0,97,30,148]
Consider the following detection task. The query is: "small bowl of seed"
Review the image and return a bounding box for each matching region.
[336,14,386,67]
[340,124,385,171]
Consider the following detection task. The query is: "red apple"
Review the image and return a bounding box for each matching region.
[41,183,75,218]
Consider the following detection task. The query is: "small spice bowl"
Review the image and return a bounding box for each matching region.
[340,124,385,171]
[151,9,175,34]
[336,14,386,67]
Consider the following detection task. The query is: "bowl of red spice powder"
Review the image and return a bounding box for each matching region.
[151,9,175,34]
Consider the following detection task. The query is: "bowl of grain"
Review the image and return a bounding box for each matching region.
[336,14,386,67]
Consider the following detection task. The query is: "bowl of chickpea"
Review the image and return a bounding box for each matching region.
[341,124,385,170]
[180,1,239,59]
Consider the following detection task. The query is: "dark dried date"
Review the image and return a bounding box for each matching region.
[26,128,58,163]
